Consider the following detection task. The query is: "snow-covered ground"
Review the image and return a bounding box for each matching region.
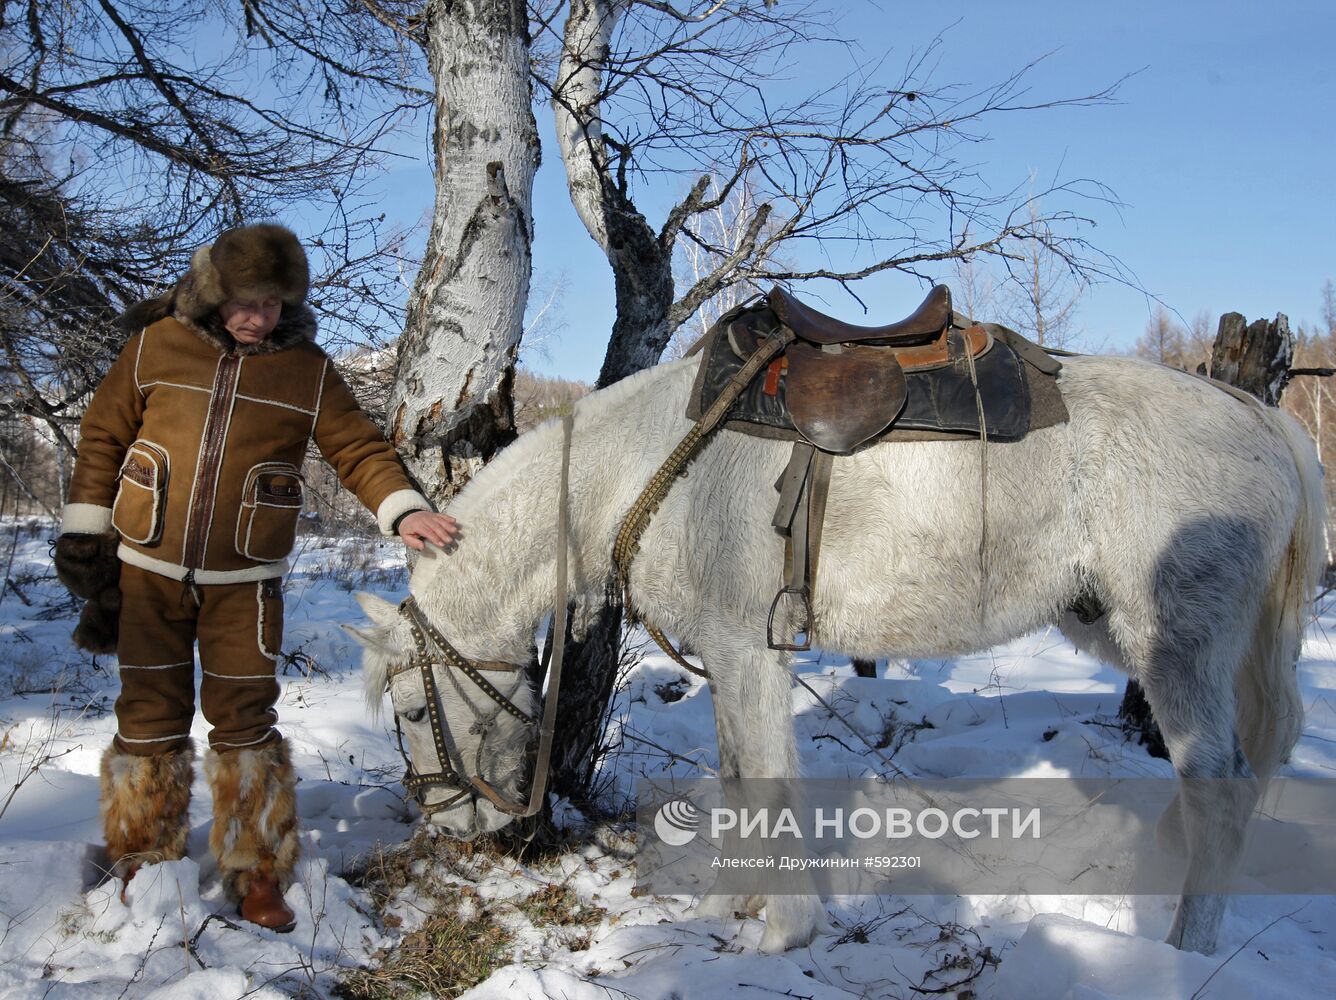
[1,518,1333,999]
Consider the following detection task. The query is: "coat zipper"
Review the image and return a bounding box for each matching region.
[182,352,242,572]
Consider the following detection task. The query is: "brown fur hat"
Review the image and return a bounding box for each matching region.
[119,223,310,331]
[176,223,309,321]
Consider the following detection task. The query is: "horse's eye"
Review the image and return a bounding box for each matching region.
[402,706,426,724]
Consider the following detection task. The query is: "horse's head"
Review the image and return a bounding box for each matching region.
[348,592,538,839]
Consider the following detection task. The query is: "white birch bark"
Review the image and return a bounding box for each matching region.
[553,0,675,388]
[552,0,624,256]
[389,0,539,502]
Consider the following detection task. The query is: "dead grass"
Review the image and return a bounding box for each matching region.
[339,825,611,995]
[514,882,606,952]
[874,711,934,755]
[338,884,513,999]
[514,883,603,928]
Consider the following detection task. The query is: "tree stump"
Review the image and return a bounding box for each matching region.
[1118,310,1294,760]
[1206,311,1293,406]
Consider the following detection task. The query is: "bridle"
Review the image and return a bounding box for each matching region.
[388,597,537,812]
[382,414,573,819]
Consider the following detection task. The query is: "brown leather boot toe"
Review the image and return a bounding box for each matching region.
[239,875,296,933]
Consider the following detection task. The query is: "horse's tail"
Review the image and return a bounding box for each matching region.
[1235,408,1326,779]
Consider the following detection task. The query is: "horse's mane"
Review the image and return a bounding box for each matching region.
[402,359,693,598]
[446,358,691,523]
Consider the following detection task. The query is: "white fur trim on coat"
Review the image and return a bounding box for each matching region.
[62,503,113,534]
[118,544,287,584]
[375,489,431,536]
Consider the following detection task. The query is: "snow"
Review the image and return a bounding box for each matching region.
[1,518,1333,999]
[992,912,1300,1000]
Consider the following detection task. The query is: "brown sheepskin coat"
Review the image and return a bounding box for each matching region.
[63,306,429,583]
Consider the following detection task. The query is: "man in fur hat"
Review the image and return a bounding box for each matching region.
[53,223,457,932]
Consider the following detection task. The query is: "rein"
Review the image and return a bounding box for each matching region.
[613,324,796,677]
[388,413,574,818]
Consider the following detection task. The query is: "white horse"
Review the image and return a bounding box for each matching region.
[350,351,1323,955]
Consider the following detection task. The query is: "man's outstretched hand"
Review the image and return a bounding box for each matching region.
[397,510,460,551]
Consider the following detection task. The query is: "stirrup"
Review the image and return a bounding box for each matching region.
[767,585,813,651]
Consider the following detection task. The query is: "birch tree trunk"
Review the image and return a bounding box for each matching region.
[554,0,675,390]
[389,0,539,503]
[543,0,674,809]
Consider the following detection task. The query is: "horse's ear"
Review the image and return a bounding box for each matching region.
[342,622,392,652]
[355,591,400,627]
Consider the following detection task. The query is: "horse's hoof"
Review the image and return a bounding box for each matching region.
[757,895,825,953]
[697,893,760,919]
[759,920,817,953]
[1164,924,1218,955]
[1165,896,1223,954]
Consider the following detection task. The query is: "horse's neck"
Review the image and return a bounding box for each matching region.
[409,357,697,661]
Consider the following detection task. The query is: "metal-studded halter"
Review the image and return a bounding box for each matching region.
[382,414,574,819]
[388,597,535,811]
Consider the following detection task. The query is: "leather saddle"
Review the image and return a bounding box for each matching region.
[730,286,992,453]
[680,284,1055,652]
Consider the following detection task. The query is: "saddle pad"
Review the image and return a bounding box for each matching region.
[686,303,1067,447]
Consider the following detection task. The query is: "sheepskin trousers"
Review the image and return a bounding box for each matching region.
[100,568,300,898]
[112,564,284,754]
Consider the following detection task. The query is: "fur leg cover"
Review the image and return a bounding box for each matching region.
[100,741,194,878]
[205,739,300,903]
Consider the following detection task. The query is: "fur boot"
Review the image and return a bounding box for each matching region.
[205,738,300,903]
[100,741,194,878]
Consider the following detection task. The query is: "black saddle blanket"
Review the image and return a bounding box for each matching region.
[686,302,1069,447]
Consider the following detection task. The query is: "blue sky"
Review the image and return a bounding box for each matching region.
[372,1,1335,382]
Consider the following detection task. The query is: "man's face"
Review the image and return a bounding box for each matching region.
[220,297,282,345]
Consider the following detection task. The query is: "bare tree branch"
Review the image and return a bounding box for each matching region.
[0,0,430,493]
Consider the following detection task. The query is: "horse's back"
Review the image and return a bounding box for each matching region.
[634,353,1313,660]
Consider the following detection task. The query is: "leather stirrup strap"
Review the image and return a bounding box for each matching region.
[806,449,834,585]
[772,442,815,533]
[768,442,809,650]
[768,443,834,651]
